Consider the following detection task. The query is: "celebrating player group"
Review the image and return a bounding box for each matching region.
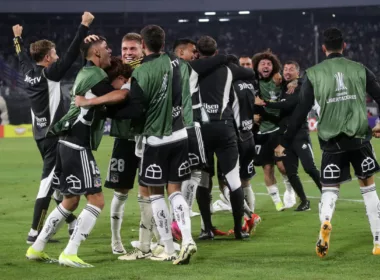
[12,11,380,268]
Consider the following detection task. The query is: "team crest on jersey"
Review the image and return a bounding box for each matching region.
[94,177,102,188]
[269,91,278,101]
[110,172,119,183]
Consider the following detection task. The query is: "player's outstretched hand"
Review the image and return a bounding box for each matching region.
[84,35,99,43]
[255,96,266,106]
[274,145,286,157]
[81,11,95,27]
[286,80,298,94]
[75,96,91,107]
[372,123,380,138]
[12,24,23,37]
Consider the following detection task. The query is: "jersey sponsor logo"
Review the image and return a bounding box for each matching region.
[269,91,279,101]
[35,116,48,128]
[172,106,181,118]
[145,164,163,179]
[334,72,347,92]
[238,82,254,91]
[361,157,376,173]
[326,94,356,104]
[242,119,253,131]
[156,210,170,234]
[24,75,41,85]
[178,160,191,177]
[44,217,60,239]
[153,73,169,104]
[203,103,219,114]
[170,58,180,68]
[327,72,356,103]
[323,164,340,179]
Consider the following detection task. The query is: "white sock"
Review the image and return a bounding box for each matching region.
[243,185,255,213]
[169,192,194,245]
[64,204,101,255]
[243,200,252,218]
[138,196,153,252]
[150,195,175,254]
[267,184,282,204]
[361,184,380,245]
[319,187,339,223]
[32,204,71,251]
[110,192,128,243]
[181,170,201,211]
[282,174,293,192]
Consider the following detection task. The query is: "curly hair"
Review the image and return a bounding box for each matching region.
[105,57,133,82]
[252,49,282,78]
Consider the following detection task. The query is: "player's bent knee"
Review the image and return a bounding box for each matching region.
[115,188,129,194]
[62,195,81,211]
[86,192,105,210]
[359,176,375,187]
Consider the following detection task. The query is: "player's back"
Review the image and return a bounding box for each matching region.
[199,65,234,122]
[307,56,368,142]
[132,53,191,138]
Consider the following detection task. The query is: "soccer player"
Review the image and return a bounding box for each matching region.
[276,27,380,257]
[26,36,130,267]
[256,61,322,211]
[12,12,94,244]
[252,50,296,211]
[105,33,144,255]
[226,55,262,234]
[173,38,230,239]
[239,55,253,69]
[196,36,254,239]
[78,26,197,264]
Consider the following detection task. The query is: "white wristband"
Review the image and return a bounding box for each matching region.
[121,82,131,91]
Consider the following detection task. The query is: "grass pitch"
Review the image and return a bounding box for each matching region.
[0,133,379,280]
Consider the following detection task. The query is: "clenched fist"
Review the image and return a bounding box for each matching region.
[12,24,23,37]
[81,11,95,27]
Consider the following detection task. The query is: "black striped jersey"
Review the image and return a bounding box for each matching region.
[14,24,88,140]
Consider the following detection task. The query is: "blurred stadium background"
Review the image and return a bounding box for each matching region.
[0,0,379,131]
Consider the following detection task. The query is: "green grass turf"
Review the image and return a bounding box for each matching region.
[0,133,380,280]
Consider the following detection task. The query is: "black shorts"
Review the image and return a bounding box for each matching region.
[187,124,207,170]
[238,136,256,180]
[36,136,59,180]
[216,136,256,180]
[254,131,281,166]
[105,138,139,190]
[201,120,239,177]
[321,142,380,186]
[53,142,102,196]
[139,138,191,187]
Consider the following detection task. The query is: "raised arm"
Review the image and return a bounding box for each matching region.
[44,12,94,81]
[12,25,33,76]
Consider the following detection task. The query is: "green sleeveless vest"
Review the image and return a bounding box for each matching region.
[307,57,368,141]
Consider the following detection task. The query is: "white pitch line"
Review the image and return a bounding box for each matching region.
[211,186,364,203]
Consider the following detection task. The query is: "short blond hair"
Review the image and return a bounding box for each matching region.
[122,33,142,44]
[30,40,55,62]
